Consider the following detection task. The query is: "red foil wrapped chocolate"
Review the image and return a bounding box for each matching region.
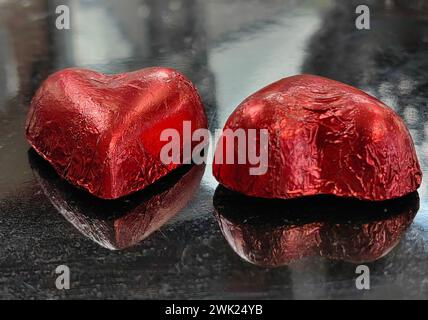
[213,74,422,201]
[26,67,207,199]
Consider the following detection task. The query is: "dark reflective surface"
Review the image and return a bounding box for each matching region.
[214,186,419,267]
[30,150,205,250]
[0,0,428,299]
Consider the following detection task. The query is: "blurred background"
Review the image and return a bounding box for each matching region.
[0,0,427,299]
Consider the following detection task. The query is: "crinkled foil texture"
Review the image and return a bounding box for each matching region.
[26,67,207,199]
[213,75,422,201]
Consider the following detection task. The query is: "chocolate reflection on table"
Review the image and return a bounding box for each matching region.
[214,186,419,268]
[29,150,205,250]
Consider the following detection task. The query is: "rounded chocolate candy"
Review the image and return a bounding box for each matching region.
[213,75,422,201]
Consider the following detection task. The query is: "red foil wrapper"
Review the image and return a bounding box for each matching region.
[213,75,422,201]
[26,67,207,199]
[214,186,419,267]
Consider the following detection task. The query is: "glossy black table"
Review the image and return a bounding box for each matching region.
[0,0,427,299]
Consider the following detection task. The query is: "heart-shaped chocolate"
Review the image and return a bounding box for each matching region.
[26,67,207,199]
[213,74,422,201]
